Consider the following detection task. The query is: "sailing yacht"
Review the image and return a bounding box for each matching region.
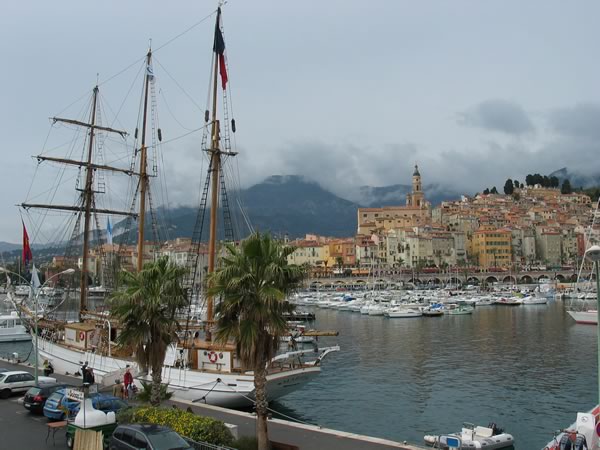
[20,7,339,408]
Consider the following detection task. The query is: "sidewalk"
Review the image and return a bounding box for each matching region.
[0,357,425,450]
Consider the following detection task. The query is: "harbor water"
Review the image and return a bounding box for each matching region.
[0,299,595,449]
[274,299,595,449]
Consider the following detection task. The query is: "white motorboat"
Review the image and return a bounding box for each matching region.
[567,310,598,325]
[448,305,474,315]
[0,311,31,342]
[424,422,514,449]
[367,305,386,316]
[544,406,599,450]
[522,296,548,305]
[385,308,422,318]
[493,297,523,306]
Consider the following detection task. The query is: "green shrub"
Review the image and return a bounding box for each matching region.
[135,381,173,403]
[127,406,234,447]
[115,406,136,424]
[233,436,258,450]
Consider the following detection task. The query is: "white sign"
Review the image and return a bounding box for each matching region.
[65,388,84,402]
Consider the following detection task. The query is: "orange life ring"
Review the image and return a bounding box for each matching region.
[79,331,85,341]
[208,351,218,363]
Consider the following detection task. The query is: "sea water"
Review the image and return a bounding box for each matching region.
[0,299,594,449]
[274,300,595,449]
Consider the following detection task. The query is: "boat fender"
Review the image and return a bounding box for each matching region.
[134,128,138,139]
[157,128,162,142]
[208,351,218,363]
[204,110,210,123]
[231,118,236,133]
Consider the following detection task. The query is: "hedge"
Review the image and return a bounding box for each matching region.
[117,406,234,447]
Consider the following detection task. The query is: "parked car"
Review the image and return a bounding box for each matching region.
[110,424,194,450]
[43,388,128,421]
[0,371,56,399]
[23,383,73,414]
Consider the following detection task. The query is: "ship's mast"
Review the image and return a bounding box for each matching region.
[21,86,133,319]
[205,9,223,342]
[79,86,99,313]
[137,49,152,272]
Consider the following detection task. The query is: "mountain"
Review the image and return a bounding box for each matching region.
[0,241,20,253]
[238,175,359,237]
[549,167,600,189]
[115,175,360,240]
[146,175,466,239]
[107,175,471,241]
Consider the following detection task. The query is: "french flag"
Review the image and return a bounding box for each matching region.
[213,8,228,90]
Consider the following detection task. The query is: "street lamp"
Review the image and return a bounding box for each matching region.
[584,244,600,409]
[0,267,75,383]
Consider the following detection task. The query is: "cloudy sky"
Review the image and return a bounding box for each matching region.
[2,1,600,242]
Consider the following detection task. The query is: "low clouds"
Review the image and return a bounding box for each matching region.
[548,103,600,140]
[230,99,600,202]
[458,99,535,135]
[238,139,420,199]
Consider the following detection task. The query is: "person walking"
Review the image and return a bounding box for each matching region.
[42,360,54,376]
[123,366,133,399]
[80,362,88,384]
[83,367,95,385]
[112,379,124,399]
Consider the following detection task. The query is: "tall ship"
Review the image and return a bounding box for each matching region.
[15,6,338,408]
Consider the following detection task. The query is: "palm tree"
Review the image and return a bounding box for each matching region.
[109,257,187,406]
[208,232,305,450]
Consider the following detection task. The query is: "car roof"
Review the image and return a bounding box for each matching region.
[37,383,73,391]
[0,371,30,376]
[118,424,173,434]
[54,388,121,401]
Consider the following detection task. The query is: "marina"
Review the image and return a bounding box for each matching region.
[2,286,597,448]
[268,291,596,450]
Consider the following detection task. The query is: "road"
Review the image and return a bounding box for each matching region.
[0,382,69,449]
[0,359,423,450]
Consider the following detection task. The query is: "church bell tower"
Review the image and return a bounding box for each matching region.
[407,164,425,208]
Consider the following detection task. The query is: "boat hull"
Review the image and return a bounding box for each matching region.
[38,337,322,408]
[0,333,31,342]
[567,310,598,325]
[385,311,422,318]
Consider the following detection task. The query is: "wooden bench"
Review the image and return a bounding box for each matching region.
[46,420,67,446]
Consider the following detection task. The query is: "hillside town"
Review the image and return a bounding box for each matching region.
[19,165,598,285]
[286,165,596,276]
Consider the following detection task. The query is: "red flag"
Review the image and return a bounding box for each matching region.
[22,221,33,267]
[213,8,228,90]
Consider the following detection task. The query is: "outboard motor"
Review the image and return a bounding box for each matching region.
[574,434,588,450]
[559,433,588,450]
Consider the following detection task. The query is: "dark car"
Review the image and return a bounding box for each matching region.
[109,424,194,450]
[23,383,73,414]
[0,368,7,373]
[44,388,128,421]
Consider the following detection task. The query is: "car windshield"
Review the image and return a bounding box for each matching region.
[146,431,190,449]
[47,392,62,403]
[0,374,5,382]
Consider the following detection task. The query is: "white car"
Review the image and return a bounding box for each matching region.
[0,371,56,399]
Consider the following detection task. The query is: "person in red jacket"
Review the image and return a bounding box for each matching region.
[123,366,134,399]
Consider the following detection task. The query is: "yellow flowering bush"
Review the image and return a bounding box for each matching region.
[119,406,234,446]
